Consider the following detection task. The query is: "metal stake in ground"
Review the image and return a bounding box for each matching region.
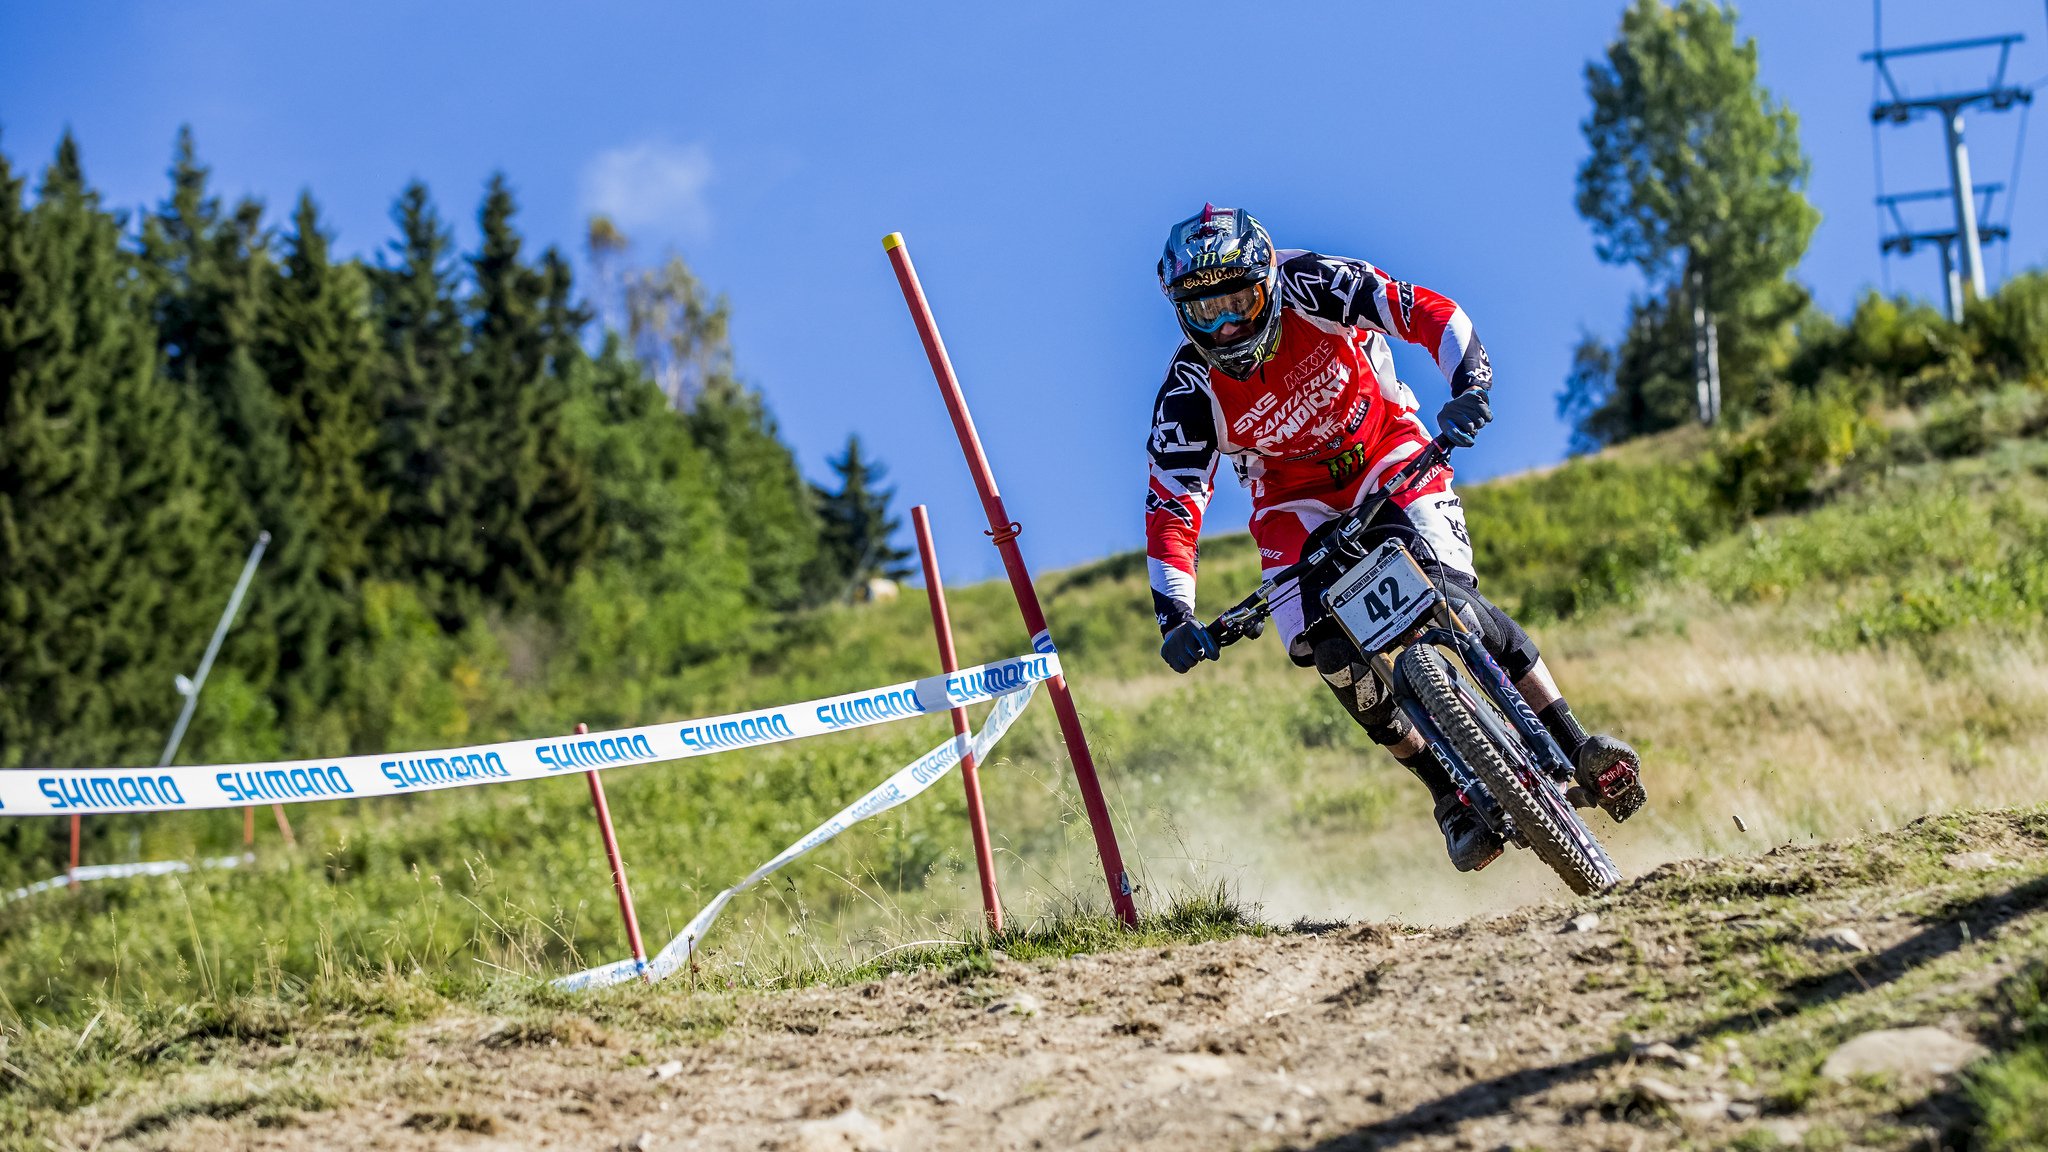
[881,232,1140,928]
[579,722,650,980]
[73,530,283,888]
[910,504,1005,934]
[167,531,292,846]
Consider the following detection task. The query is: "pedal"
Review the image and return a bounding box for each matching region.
[1576,736,1647,824]
[1594,759,1646,823]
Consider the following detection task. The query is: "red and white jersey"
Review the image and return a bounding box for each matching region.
[1146,250,1491,632]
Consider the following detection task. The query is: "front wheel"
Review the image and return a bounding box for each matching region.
[1398,644,1622,896]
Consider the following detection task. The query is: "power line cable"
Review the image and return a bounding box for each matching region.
[1873,0,1884,280]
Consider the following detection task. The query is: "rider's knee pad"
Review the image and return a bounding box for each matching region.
[1363,710,1413,748]
[1312,635,1409,745]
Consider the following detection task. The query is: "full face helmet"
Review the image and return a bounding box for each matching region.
[1158,204,1282,380]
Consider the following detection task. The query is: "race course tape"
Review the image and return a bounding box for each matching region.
[6,853,255,904]
[555,681,1037,991]
[0,653,1060,816]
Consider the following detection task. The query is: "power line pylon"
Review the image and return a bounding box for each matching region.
[1877,185,2011,318]
[1864,32,2033,319]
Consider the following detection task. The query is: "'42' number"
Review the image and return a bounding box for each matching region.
[1361,576,1410,623]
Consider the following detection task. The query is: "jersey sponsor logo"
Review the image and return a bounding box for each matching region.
[1150,418,1208,457]
[38,773,186,810]
[1284,267,1326,304]
[381,752,509,789]
[1231,391,1278,434]
[818,688,927,729]
[1288,259,1363,316]
[1323,442,1371,486]
[1146,488,1195,525]
[217,764,354,804]
[1466,348,1493,388]
[1259,547,1285,560]
[1396,281,1416,328]
[1249,354,1349,450]
[1279,340,1338,389]
[537,734,660,771]
[1325,263,1364,312]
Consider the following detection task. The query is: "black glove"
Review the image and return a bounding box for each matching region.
[1160,621,1219,674]
[1437,390,1493,448]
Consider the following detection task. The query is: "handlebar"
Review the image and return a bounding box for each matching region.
[1202,434,1457,651]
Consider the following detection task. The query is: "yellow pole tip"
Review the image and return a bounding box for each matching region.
[882,232,904,251]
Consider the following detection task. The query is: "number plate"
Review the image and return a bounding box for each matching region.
[1323,543,1439,654]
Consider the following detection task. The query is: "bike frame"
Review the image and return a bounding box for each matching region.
[1203,434,1582,850]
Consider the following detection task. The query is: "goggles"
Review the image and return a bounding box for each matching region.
[1178,281,1268,334]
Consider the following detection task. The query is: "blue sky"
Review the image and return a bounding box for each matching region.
[4,1,2045,586]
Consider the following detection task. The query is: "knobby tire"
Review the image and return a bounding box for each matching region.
[1398,645,1621,896]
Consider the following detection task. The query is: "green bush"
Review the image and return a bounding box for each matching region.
[1920,385,2048,460]
[1967,272,2048,385]
[1711,385,1884,517]
[1467,436,1731,621]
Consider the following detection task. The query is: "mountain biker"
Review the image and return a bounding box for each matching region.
[1145,204,1645,872]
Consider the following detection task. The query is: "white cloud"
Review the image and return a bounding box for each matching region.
[579,141,714,241]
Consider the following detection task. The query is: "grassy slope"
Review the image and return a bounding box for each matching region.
[18,809,2048,1151]
[5,417,2048,1144]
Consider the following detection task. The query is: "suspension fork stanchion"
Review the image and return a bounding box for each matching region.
[578,722,649,981]
[911,505,1006,935]
[883,232,1140,929]
[1426,627,1573,782]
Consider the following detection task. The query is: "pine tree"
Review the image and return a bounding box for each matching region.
[812,434,913,599]
[138,127,296,701]
[688,374,821,611]
[368,181,474,622]
[0,133,223,769]
[464,175,594,603]
[255,193,385,709]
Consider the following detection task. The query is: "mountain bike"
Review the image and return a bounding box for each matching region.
[1203,437,1624,895]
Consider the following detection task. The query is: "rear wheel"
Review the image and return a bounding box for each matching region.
[1398,644,1621,895]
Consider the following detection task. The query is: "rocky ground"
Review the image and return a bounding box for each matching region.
[53,809,2048,1151]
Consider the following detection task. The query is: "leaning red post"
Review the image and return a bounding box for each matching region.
[881,232,1140,928]
[578,722,649,979]
[911,504,1005,934]
[67,814,80,891]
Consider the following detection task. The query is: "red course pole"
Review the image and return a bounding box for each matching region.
[882,232,1140,928]
[579,722,649,980]
[911,504,1005,935]
[67,814,80,890]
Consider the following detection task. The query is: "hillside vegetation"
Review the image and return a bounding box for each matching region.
[5,334,2048,1140]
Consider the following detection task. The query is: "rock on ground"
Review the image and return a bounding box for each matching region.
[1820,1027,1990,1083]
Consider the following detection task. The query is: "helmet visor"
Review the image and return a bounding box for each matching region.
[1178,282,1268,335]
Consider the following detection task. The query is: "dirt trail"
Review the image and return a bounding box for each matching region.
[72,810,2048,1151]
